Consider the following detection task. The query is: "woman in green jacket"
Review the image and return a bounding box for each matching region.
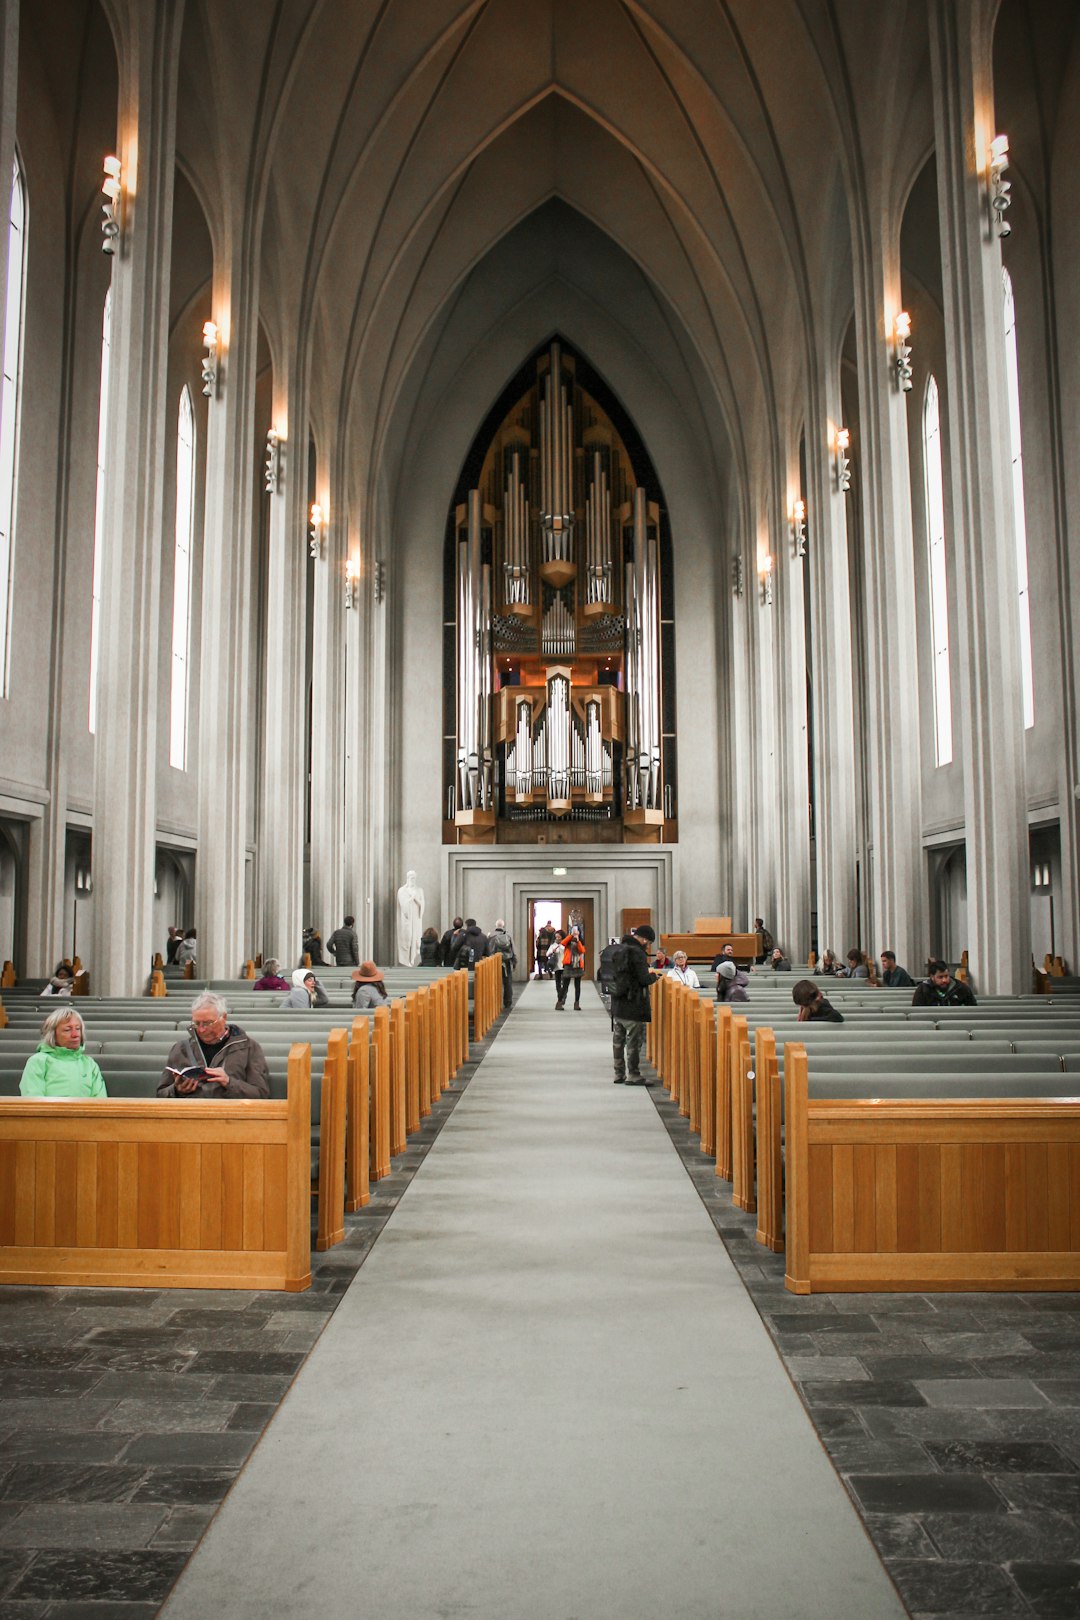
[19,1008,107,1098]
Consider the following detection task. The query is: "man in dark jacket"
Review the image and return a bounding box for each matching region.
[157,993,271,1097]
[450,919,488,968]
[880,950,914,988]
[326,916,359,966]
[610,925,660,1085]
[439,918,464,966]
[912,960,977,1008]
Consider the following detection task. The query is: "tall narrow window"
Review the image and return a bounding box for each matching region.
[1002,268,1034,728]
[0,156,27,697]
[88,287,112,733]
[923,375,953,766]
[170,387,195,769]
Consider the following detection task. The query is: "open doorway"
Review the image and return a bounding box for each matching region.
[528,898,595,978]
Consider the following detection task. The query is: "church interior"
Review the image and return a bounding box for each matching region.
[2,1,1080,1615]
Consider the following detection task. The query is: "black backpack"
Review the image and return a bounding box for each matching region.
[609,943,638,1003]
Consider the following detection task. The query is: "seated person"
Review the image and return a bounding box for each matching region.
[842,948,869,978]
[792,980,844,1023]
[816,948,839,976]
[880,949,914,988]
[665,950,700,988]
[912,959,977,1008]
[157,993,270,1097]
[352,961,390,1009]
[419,926,441,965]
[252,957,289,992]
[762,947,791,972]
[20,1008,107,1097]
[653,947,672,970]
[280,969,319,1008]
[716,960,750,1002]
[39,962,77,997]
[710,943,736,972]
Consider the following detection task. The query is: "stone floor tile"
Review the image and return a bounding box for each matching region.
[769,1313,879,1337]
[202,1374,292,1403]
[827,1438,936,1474]
[182,1351,304,1379]
[0,1373,104,1403]
[0,1506,167,1550]
[88,1375,217,1404]
[0,1349,90,1373]
[149,1504,217,1548]
[801,1378,928,1408]
[924,1509,1080,1562]
[991,1473,1080,1515]
[789,1356,870,1382]
[0,1599,48,1618]
[56,1293,159,1312]
[223,1403,275,1432]
[886,1559,1029,1615]
[848,1474,1005,1515]
[0,1554,33,1602]
[156,1310,270,1332]
[9,1551,187,1604]
[809,1406,868,1439]
[1008,1561,1080,1618]
[861,1356,986,1383]
[925,1440,1075,1475]
[0,1437,131,1467]
[1,1401,119,1433]
[0,1467,146,1506]
[117,1434,255,1468]
[917,1379,1048,1409]
[43,1604,161,1620]
[76,1349,197,1377]
[98,1400,235,1435]
[1031,1380,1080,1405]
[863,1513,940,1561]
[130,1468,234,1506]
[919,1332,1036,1359]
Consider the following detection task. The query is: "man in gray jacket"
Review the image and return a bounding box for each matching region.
[157,993,270,1098]
[326,916,359,966]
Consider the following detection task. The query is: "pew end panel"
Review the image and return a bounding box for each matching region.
[0,1043,313,1291]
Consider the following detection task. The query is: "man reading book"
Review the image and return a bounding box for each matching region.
[157,992,271,1098]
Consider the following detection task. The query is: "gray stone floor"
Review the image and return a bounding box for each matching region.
[649,1076,1080,1620]
[0,1009,505,1619]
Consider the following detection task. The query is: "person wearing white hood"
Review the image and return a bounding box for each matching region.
[279,969,319,1009]
[715,960,750,1003]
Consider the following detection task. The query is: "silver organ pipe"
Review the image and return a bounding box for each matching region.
[540,342,575,568]
[456,490,491,812]
[515,699,533,797]
[505,740,516,794]
[624,554,639,810]
[572,719,586,789]
[626,488,661,812]
[478,556,493,808]
[541,592,575,658]
[546,670,571,806]
[585,699,603,797]
[503,447,530,606]
[533,715,547,790]
[585,449,612,604]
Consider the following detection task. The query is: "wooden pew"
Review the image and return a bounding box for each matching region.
[346,1016,371,1212]
[371,1005,392,1180]
[730,1015,755,1213]
[0,1044,313,1291]
[783,1041,1080,1292]
[314,1030,347,1252]
[715,1005,734,1181]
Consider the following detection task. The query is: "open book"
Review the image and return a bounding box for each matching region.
[165,1065,208,1082]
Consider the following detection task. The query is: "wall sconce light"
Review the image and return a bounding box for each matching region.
[201,320,219,398]
[309,502,325,559]
[374,559,385,603]
[988,133,1012,238]
[264,428,284,494]
[790,499,807,559]
[760,555,773,606]
[101,155,122,255]
[835,427,851,493]
[894,311,913,392]
[344,558,360,610]
[74,867,93,898]
[732,554,744,598]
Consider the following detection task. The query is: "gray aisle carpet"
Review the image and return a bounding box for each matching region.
[159,982,904,1620]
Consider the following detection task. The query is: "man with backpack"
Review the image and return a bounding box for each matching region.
[450,918,488,969]
[488,919,517,1009]
[609,925,660,1085]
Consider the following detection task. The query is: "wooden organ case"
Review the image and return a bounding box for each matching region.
[445,341,677,846]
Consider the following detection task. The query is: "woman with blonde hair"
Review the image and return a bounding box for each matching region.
[20,1008,106,1097]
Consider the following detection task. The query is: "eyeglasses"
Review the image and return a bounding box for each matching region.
[192,1016,224,1029]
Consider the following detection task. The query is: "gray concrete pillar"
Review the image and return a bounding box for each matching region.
[928,0,1031,994]
[90,6,183,994]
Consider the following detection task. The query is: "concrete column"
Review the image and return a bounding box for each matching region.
[194,247,261,980]
[307,450,346,943]
[90,6,183,995]
[773,491,811,963]
[258,378,308,968]
[850,224,925,967]
[0,0,17,336]
[747,494,778,936]
[807,371,858,958]
[928,0,1031,994]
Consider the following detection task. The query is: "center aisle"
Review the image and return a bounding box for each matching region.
[160,982,905,1620]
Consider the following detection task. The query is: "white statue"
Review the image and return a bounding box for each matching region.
[396,870,425,966]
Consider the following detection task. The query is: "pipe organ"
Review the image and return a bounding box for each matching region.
[447,340,675,844]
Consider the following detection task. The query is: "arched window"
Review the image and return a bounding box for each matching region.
[1001,268,1034,728]
[923,375,953,767]
[169,387,195,769]
[88,287,112,733]
[0,155,27,697]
